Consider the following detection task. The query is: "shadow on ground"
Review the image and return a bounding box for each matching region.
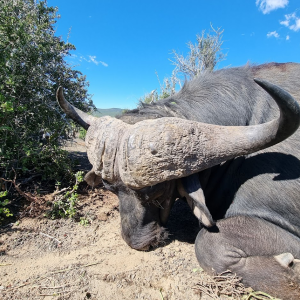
[68,150,92,172]
[167,198,200,244]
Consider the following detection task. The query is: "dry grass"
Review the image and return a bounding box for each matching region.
[193,270,280,300]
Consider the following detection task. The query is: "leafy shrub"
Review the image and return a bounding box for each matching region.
[19,144,74,181]
[79,217,90,226]
[0,191,13,224]
[140,25,226,104]
[79,128,87,140]
[0,0,94,193]
[46,171,84,219]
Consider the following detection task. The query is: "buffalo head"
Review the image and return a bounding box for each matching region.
[56,79,300,250]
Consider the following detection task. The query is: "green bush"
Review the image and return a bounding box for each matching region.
[0,0,94,184]
[79,128,87,140]
[0,191,13,224]
[20,144,74,181]
[45,171,84,220]
[0,0,96,224]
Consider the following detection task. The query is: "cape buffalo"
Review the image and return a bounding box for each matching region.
[57,62,300,299]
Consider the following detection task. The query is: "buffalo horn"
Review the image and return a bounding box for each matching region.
[117,79,300,188]
[56,87,96,130]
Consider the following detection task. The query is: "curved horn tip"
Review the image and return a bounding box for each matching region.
[253,78,284,94]
[56,86,64,99]
[253,77,296,103]
[253,78,262,83]
[253,78,271,89]
[55,86,91,130]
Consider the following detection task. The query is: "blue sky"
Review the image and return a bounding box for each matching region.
[47,0,300,109]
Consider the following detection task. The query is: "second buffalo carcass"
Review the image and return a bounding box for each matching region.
[57,62,300,299]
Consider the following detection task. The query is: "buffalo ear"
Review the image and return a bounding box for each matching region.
[85,170,102,187]
[177,173,215,228]
[274,253,294,268]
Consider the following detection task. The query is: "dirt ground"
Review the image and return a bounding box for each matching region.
[0,139,253,300]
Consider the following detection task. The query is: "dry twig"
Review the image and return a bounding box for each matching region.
[193,270,250,299]
[39,284,69,289]
[39,290,74,296]
[50,261,103,274]
[40,232,62,244]
[4,261,102,292]
[1,170,37,202]
[243,291,280,300]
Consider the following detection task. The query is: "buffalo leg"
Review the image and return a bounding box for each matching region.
[195,216,300,300]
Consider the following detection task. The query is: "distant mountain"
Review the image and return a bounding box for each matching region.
[93,108,124,118]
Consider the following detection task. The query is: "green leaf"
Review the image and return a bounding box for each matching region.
[0,126,12,131]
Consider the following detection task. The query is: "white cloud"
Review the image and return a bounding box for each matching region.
[280,12,295,26]
[280,19,290,26]
[69,54,108,67]
[256,0,289,14]
[280,12,300,31]
[286,35,290,40]
[267,30,280,38]
[290,18,300,31]
[88,55,108,67]
[99,61,109,67]
[86,55,108,67]
[88,55,99,65]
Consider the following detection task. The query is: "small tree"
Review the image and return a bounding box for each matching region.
[171,25,226,80]
[140,25,226,103]
[0,0,94,182]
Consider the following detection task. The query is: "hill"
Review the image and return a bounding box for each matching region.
[93,108,124,118]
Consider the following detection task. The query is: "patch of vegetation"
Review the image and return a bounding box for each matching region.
[45,171,84,220]
[79,216,91,226]
[21,144,74,181]
[193,270,278,300]
[79,127,87,140]
[0,191,13,225]
[140,24,226,104]
[0,0,95,224]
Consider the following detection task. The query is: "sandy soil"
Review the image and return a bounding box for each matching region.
[0,139,250,300]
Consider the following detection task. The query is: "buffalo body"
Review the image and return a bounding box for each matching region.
[57,62,300,299]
